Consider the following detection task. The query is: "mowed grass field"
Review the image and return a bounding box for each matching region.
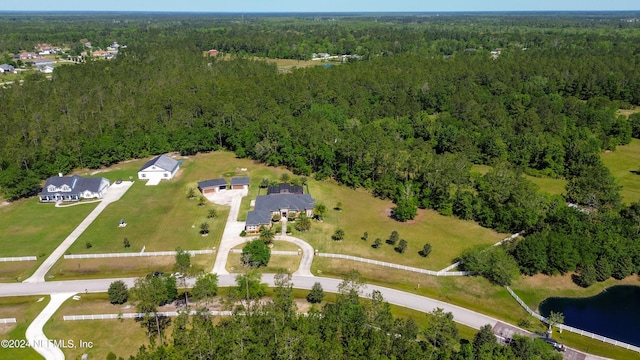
[68,157,230,254]
[0,296,49,360]
[291,179,507,270]
[601,138,640,204]
[470,164,567,196]
[227,240,302,273]
[0,197,98,282]
[44,294,154,360]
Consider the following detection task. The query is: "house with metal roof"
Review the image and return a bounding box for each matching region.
[245,192,315,233]
[137,154,180,185]
[39,175,110,202]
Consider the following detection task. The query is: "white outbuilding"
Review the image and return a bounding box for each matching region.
[138,154,180,185]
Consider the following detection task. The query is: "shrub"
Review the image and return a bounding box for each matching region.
[419,243,432,257]
[85,242,92,249]
[108,280,128,304]
[306,282,324,303]
[331,229,345,241]
[240,230,247,237]
[395,239,408,253]
[386,231,399,245]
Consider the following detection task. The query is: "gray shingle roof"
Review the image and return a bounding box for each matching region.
[40,175,108,196]
[231,177,250,186]
[0,64,14,71]
[254,194,315,213]
[139,154,179,173]
[246,193,315,227]
[246,210,272,226]
[267,184,303,195]
[198,178,227,189]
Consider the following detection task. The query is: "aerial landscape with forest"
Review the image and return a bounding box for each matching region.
[1,1,640,359]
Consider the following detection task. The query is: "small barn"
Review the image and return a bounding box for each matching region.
[198,178,227,194]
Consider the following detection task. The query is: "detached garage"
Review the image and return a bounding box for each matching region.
[230,177,250,190]
[198,178,227,194]
[138,154,180,184]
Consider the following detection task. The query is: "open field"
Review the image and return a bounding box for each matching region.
[0,296,49,360]
[601,138,640,204]
[47,254,214,281]
[616,106,640,118]
[470,164,567,196]
[296,179,507,270]
[0,197,98,282]
[69,159,230,254]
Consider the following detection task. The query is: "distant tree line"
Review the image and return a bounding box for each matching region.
[1,14,640,285]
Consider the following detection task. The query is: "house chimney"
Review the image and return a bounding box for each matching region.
[58,173,63,177]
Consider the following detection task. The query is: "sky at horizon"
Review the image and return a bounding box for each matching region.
[2,0,639,13]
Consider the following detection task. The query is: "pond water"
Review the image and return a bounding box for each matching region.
[539,285,640,347]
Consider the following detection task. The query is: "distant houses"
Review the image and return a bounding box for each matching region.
[0,64,15,73]
[138,154,180,184]
[39,174,110,202]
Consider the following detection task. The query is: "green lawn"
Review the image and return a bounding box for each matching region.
[470,164,567,196]
[294,179,507,270]
[47,254,213,281]
[44,294,154,360]
[0,296,49,360]
[68,156,233,254]
[601,138,640,204]
[0,198,98,282]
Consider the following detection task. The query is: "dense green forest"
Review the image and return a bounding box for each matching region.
[1,12,640,286]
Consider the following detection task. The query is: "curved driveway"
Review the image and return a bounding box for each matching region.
[25,293,76,360]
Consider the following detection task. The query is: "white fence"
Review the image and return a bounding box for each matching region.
[229,249,300,256]
[0,318,16,324]
[318,253,471,276]
[64,310,233,321]
[64,249,214,259]
[0,256,37,262]
[506,286,640,353]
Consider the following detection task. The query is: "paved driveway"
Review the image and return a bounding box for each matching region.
[23,181,133,283]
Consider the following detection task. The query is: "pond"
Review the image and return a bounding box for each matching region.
[539,285,640,347]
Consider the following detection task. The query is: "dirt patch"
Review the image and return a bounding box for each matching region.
[0,201,10,208]
[0,323,15,334]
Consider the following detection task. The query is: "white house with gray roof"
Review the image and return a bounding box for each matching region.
[39,175,110,202]
[245,193,315,233]
[0,64,14,73]
[138,154,180,184]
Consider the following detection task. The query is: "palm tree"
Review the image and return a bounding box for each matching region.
[200,222,210,235]
[259,226,275,245]
[207,208,217,219]
[314,203,327,220]
[547,311,564,335]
